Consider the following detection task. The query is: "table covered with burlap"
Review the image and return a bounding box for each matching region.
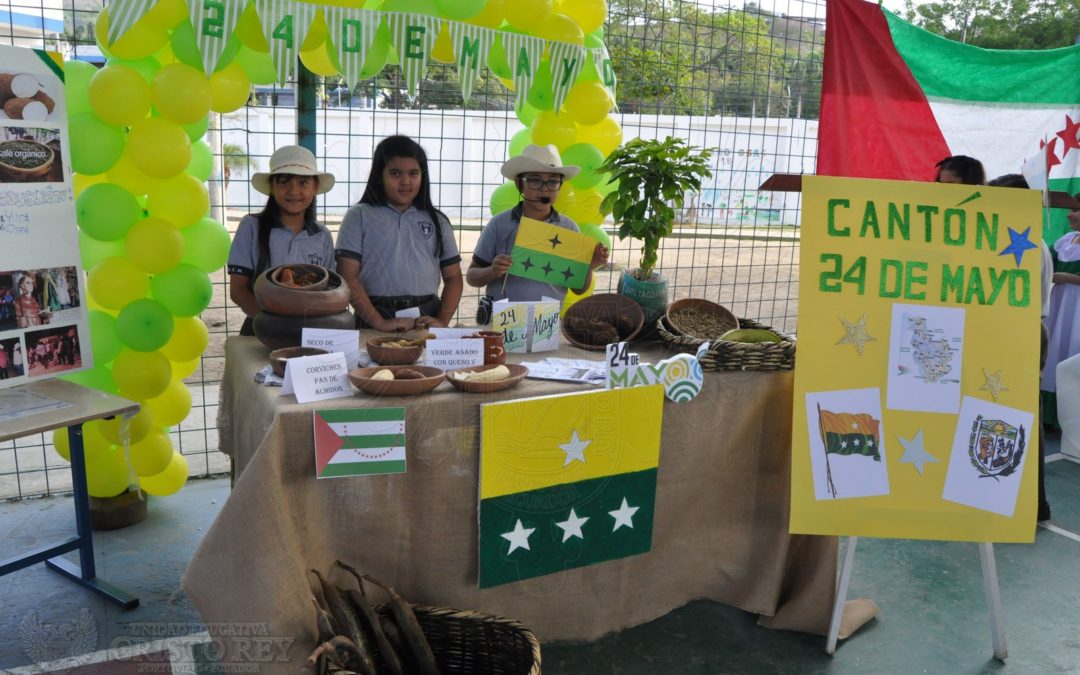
[182,336,838,671]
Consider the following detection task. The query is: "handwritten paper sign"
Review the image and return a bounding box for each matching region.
[491,298,560,353]
[302,327,362,369]
[424,339,484,369]
[281,352,352,403]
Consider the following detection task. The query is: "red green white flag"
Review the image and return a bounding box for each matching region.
[313,408,406,478]
[819,0,1080,240]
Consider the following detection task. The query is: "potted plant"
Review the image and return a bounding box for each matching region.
[598,136,713,328]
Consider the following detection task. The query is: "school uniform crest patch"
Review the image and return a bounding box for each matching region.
[418,220,434,238]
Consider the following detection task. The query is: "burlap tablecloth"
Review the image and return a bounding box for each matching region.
[182,337,838,671]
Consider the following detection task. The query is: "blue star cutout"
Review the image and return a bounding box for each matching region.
[998,226,1038,267]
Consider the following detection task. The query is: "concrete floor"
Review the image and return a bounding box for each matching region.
[2,435,1078,674]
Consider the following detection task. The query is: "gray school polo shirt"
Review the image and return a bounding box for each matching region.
[226,214,336,277]
[471,204,580,303]
[335,203,461,297]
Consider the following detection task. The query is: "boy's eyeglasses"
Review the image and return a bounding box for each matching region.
[522,176,563,190]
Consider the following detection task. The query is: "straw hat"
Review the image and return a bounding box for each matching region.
[251,145,335,195]
[500,144,580,181]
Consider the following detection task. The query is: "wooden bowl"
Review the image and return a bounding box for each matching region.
[561,293,645,351]
[252,266,349,317]
[665,298,739,341]
[366,336,423,365]
[269,346,330,377]
[348,365,445,396]
[0,139,54,182]
[445,364,528,393]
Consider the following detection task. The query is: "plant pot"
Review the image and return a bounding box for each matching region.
[90,487,147,530]
[617,269,668,338]
[253,309,356,351]
[252,266,349,317]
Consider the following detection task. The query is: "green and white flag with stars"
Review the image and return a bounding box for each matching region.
[478,385,664,588]
[386,12,440,98]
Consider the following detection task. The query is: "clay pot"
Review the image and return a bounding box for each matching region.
[253,266,349,317]
[253,309,356,351]
[562,293,645,351]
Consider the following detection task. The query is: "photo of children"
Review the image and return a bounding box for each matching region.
[0,126,65,183]
[24,324,81,377]
[0,336,23,379]
[12,270,50,328]
[0,272,14,331]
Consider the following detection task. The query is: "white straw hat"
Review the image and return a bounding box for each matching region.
[500,144,580,181]
[251,145,335,195]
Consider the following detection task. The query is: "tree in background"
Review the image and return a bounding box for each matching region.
[900,0,1080,49]
[221,143,255,191]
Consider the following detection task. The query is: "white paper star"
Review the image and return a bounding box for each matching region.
[554,508,590,543]
[609,498,640,531]
[897,430,939,475]
[501,519,535,554]
[559,430,591,466]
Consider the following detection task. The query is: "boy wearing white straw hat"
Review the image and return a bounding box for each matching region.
[467,144,607,319]
[227,145,336,336]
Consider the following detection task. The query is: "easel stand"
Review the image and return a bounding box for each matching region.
[0,380,140,609]
[826,536,1007,660]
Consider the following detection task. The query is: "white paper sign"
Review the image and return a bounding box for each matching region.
[491,297,560,353]
[425,338,484,369]
[302,328,362,369]
[281,352,352,403]
[395,306,422,319]
[429,327,479,339]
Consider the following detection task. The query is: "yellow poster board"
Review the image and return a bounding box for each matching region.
[791,176,1042,543]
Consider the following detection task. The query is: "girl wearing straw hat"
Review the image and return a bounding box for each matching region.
[227,145,337,336]
[467,144,607,317]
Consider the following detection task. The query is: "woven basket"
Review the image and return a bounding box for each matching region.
[657,317,796,372]
[371,604,541,675]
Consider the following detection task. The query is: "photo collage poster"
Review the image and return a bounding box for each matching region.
[0,47,91,388]
[790,175,1042,543]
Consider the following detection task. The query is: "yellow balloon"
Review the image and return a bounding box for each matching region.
[430,23,454,64]
[107,153,157,198]
[139,451,188,496]
[209,62,252,113]
[553,183,577,213]
[303,12,329,51]
[52,428,71,461]
[145,379,192,427]
[563,0,607,35]
[125,217,185,273]
[99,407,155,445]
[531,110,577,149]
[505,0,553,31]
[86,446,131,498]
[95,9,169,61]
[170,357,201,379]
[161,316,209,362]
[128,117,192,180]
[114,349,172,401]
[129,429,174,477]
[564,80,612,126]
[73,172,108,196]
[467,0,505,27]
[563,187,604,224]
[144,0,188,29]
[236,3,269,52]
[299,42,340,77]
[89,64,152,127]
[152,63,212,124]
[52,421,112,463]
[576,115,623,156]
[88,257,150,310]
[147,174,209,228]
[537,12,584,45]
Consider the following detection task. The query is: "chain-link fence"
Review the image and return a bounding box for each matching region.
[0,0,824,499]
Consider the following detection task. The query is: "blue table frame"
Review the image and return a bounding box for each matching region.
[0,380,140,609]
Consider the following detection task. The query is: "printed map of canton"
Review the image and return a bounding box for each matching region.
[900,315,957,384]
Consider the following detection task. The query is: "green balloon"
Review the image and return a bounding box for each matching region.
[88,310,123,364]
[150,264,213,317]
[434,0,485,20]
[562,142,605,189]
[508,128,531,158]
[79,230,127,269]
[526,60,554,111]
[187,141,213,181]
[359,22,391,78]
[490,181,521,216]
[579,223,612,249]
[487,33,512,80]
[181,217,232,272]
[171,21,241,73]
[106,56,161,84]
[62,366,119,394]
[117,299,175,351]
[77,184,141,241]
[65,60,97,116]
[181,116,209,142]
[69,113,125,175]
[515,101,539,127]
[235,45,276,85]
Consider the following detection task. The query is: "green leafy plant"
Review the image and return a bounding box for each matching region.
[599,136,713,281]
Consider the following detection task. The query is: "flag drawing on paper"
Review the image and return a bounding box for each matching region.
[478,385,664,588]
[819,407,881,461]
[818,0,1080,241]
[313,408,406,478]
[509,217,595,289]
[805,388,889,501]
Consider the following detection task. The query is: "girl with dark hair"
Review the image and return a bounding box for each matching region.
[227,145,337,336]
[335,135,463,331]
[935,155,986,185]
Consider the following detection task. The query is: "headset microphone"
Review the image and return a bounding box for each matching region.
[539,196,551,204]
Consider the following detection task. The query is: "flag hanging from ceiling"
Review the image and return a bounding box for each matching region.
[478,385,664,588]
[509,216,596,289]
[818,0,1080,240]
